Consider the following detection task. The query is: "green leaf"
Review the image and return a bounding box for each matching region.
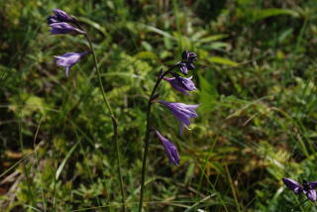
[55,142,79,180]
[196,34,228,43]
[184,163,195,185]
[209,56,239,67]
[199,72,218,113]
[208,42,230,50]
[135,51,158,61]
[78,17,107,36]
[143,25,175,40]
[251,8,299,22]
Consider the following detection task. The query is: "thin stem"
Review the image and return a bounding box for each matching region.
[85,34,113,114]
[138,65,177,212]
[225,165,242,212]
[84,33,126,212]
[33,117,47,212]
[18,96,33,206]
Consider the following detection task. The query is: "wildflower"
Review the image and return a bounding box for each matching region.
[49,22,85,35]
[178,51,197,74]
[54,52,89,77]
[159,100,199,135]
[282,178,317,201]
[155,130,180,165]
[164,76,196,95]
[47,9,76,24]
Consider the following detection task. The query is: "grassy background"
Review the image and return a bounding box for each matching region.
[1,0,317,211]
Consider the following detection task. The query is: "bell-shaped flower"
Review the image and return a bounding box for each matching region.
[49,22,85,35]
[54,52,89,77]
[155,130,180,165]
[164,76,196,95]
[283,178,317,201]
[47,9,76,24]
[159,100,199,135]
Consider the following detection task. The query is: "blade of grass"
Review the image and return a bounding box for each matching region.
[184,194,216,212]
[225,165,242,212]
[55,141,79,180]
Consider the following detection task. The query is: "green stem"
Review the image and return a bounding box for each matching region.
[18,85,33,206]
[85,33,126,212]
[138,65,177,212]
[225,165,242,212]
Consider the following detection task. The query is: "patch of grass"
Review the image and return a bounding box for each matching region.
[1,0,317,211]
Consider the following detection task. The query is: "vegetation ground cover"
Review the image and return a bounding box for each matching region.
[1,0,317,211]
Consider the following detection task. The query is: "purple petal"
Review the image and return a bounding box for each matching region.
[307,190,317,201]
[179,123,186,136]
[50,22,85,35]
[53,9,75,22]
[47,16,59,24]
[186,63,195,70]
[309,181,317,189]
[180,76,196,90]
[179,63,188,74]
[179,51,197,74]
[182,51,197,62]
[159,101,199,135]
[282,178,303,194]
[164,77,188,95]
[54,52,89,77]
[164,76,196,95]
[155,130,180,165]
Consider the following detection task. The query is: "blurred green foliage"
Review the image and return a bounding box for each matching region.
[1,0,317,211]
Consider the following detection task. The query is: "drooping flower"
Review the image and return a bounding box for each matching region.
[282,178,317,201]
[164,76,196,95]
[49,22,85,35]
[54,52,89,77]
[159,100,199,135]
[154,130,180,165]
[178,51,197,74]
[47,9,76,24]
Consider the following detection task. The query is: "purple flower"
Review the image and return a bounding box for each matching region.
[159,100,199,135]
[164,76,196,95]
[155,130,180,165]
[49,22,85,35]
[182,50,197,63]
[178,51,197,74]
[282,178,317,201]
[47,9,76,24]
[54,52,89,77]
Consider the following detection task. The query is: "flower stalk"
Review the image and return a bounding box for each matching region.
[84,32,126,212]
[138,51,198,211]
[47,9,126,211]
[138,65,177,212]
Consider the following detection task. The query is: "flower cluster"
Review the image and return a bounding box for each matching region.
[48,9,89,76]
[154,51,199,165]
[283,178,317,201]
[178,51,197,75]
